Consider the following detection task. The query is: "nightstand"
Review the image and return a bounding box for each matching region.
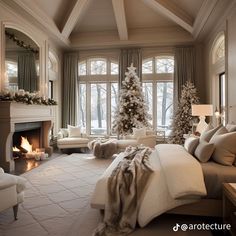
[223,183,236,235]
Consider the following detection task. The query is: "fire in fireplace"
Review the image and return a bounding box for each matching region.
[12,122,49,161]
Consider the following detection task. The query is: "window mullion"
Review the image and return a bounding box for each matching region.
[107,82,111,135]
[153,81,157,131]
[87,83,91,135]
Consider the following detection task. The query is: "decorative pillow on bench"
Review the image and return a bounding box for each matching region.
[68,125,81,137]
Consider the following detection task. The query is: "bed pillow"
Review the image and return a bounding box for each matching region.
[133,127,146,138]
[200,125,222,142]
[226,123,236,132]
[68,125,81,137]
[194,142,215,163]
[210,126,228,139]
[184,137,199,155]
[209,132,236,166]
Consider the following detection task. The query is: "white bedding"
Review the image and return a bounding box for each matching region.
[91,144,207,227]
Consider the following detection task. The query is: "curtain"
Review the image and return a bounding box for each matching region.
[174,47,196,104]
[62,53,78,127]
[119,48,142,88]
[18,52,38,92]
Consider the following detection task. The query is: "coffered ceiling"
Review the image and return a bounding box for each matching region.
[2,0,226,49]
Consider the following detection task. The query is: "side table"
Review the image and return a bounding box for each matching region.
[223,183,236,235]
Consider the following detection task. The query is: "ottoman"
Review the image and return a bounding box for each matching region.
[88,139,118,159]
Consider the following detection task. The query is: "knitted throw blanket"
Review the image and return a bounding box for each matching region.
[93,146,154,236]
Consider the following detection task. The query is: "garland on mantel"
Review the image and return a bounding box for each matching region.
[5,31,39,54]
[0,90,57,105]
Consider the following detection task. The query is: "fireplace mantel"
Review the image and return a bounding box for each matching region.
[0,102,55,172]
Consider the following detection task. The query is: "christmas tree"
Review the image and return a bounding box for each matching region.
[168,81,199,144]
[112,64,151,136]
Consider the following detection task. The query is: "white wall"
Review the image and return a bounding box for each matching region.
[203,3,236,125]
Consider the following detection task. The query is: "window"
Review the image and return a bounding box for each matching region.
[6,60,17,78]
[111,83,118,129]
[156,56,174,73]
[111,62,118,75]
[142,55,174,134]
[142,58,153,74]
[219,73,226,125]
[78,84,86,129]
[156,82,173,129]
[78,57,118,135]
[90,59,107,75]
[212,33,226,125]
[48,80,53,99]
[142,82,153,124]
[212,34,225,64]
[78,61,86,76]
[91,84,107,134]
[5,60,18,91]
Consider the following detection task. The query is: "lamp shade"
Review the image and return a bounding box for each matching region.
[191,104,213,116]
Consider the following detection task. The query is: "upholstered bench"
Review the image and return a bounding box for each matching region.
[57,126,89,150]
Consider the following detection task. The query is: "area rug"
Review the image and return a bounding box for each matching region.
[0,153,113,236]
[0,153,213,236]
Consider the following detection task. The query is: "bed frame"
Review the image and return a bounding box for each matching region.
[167,199,222,217]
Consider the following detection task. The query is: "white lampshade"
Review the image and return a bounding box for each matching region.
[191,104,213,117]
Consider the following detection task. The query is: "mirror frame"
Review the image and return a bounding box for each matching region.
[0,21,48,96]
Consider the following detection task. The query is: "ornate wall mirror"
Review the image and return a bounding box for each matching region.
[5,27,40,92]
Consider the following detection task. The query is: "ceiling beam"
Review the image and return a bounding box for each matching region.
[193,0,218,39]
[142,0,193,34]
[2,0,70,46]
[111,0,128,40]
[61,0,91,38]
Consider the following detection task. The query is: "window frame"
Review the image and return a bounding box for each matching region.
[78,57,119,136]
[142,55,174,133]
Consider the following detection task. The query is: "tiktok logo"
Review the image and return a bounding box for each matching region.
[173,223,180,232]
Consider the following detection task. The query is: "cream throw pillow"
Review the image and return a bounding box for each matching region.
[210,126,228,140]
[184,137,199,155]
[209,132,236,166]
[60,128,69,138]
[200,125,222,142]
[194,142,215,163]
[226,123,236,132]
[133,128,146,138]
[68,125,81,137]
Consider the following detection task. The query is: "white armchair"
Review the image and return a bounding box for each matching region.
[0,168,27,220]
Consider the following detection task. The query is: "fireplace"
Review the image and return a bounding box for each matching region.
[0,102,55,172]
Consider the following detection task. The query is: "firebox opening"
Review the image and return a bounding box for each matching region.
[13,128,41,153]
[12,122,43,159]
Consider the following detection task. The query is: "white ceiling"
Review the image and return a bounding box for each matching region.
[2,0,223,48]
[73,0,117,32]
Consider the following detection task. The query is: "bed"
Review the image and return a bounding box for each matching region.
[168,161,236,217]
[91,144,236,226]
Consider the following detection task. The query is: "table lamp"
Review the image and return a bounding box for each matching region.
[191,104,213,134]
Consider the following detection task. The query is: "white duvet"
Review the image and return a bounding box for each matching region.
[91,144,207,227]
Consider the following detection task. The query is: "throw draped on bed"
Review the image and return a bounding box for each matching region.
[93,146,153,236]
